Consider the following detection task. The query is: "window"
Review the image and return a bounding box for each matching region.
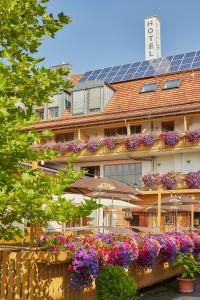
[104,163,142,187]
[164,214,173,225]
[48,107,59,118]
[65,99,71,110]
[140,82,158,93]
[55,132,74,142]
[87,87,101,112]
[104,127,127,136]
[72,82,114,115]
[36,108,44,120]
[161,121,174,132]
[81,166,100,177]
[163,79,181,90]
[130,125,142,134]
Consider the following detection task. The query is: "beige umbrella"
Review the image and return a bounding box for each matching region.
[152,195,200,229]
[69,177,141,227]
[69,177,140,199]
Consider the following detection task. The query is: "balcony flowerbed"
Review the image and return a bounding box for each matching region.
[43,230,200,289]
[142,171,200,190]
[34,129,200,156]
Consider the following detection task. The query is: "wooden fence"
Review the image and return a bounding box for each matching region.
[0,249,181,300]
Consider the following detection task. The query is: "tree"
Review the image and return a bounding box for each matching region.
[0,0,99,240]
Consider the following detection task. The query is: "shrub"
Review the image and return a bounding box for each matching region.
[96,265,137,300]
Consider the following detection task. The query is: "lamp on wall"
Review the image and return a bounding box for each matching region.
[186,160,191,164]
[157,163,161,167]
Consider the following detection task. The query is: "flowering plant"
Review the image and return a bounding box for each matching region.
[186,129,200,143]
[137,134,156,146]
[142,173,161,189]
[123,135,139,150]
[137,238,160,268]
[160,131,181,146]
[185,171,200,189]
[44,231,200,288]
[161,172,181,190]
[87,139,103,152]
[103,136,119,150]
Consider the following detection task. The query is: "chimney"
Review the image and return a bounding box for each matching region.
[144,16,161,60]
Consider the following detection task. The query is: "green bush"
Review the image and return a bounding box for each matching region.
[96,265,137,300]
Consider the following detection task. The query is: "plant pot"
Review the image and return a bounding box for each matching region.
[177,277,195,293]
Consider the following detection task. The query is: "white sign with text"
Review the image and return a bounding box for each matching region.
[145,16,161,60]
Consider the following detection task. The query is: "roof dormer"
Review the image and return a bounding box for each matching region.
[71,80,115,115]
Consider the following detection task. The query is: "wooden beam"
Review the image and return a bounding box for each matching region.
[184,116,188,131]
[141,188,200,195]
[157,188,161,231]
[127,123,131,135]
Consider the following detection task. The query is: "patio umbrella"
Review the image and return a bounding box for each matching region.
[152,195,200,229]
[61,193,139,209]
[152,195,200,206]
[69,177,141,227]
[69,177,140,198]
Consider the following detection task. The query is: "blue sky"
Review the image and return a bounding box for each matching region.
[39,0,200,74]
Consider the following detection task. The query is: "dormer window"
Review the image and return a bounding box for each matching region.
[140,82,158,93]
[48,106,59,118]
[72,80,114,115]
[163,79,181,90]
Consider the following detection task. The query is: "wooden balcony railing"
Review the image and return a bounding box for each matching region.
[77,136,200,157]
[36,133,200,159]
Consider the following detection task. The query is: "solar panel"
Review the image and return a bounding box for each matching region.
[78,50,200,84]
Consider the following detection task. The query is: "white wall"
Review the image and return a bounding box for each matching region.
[154,152,200,174]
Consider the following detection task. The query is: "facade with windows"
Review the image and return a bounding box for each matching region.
[29,56,200,230]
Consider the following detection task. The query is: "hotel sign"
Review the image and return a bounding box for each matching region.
[145,16,161,60]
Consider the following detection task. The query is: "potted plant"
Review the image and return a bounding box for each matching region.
[172,252,200,293]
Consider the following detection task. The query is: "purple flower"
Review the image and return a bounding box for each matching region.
[138,134,156,146]
[69,246,100,288]
[103,136,119,150]
[142,173,161,188]
[186,129,200,142]
[87,139,102,152]
[160,131,180,146]
[161,172,180,190]
[185,171,200,189]
[123,135,139,150]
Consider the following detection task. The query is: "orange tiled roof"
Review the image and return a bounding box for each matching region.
[30,69,200,131]
[70,74,83,85]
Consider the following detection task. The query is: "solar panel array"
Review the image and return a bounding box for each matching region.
[78,51,200,84]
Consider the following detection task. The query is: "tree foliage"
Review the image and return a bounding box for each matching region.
[0,0,99,240]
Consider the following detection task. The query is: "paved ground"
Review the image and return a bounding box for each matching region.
[138,277,200,299]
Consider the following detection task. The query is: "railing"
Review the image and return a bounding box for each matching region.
[0,249,181,299]
[78,136,200,157]
[35,132,200,159]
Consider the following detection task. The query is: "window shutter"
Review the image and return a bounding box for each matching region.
[88,88,101,111]
[72,91,85,115]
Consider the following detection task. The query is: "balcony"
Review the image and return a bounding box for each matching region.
[35,130,200,161]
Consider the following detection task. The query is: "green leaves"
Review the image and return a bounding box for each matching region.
[172,253,200,279]
[0,0,98,240]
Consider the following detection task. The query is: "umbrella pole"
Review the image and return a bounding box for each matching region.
[110,198,113,227]
[191,204,194,230]
[157,188,161,232]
